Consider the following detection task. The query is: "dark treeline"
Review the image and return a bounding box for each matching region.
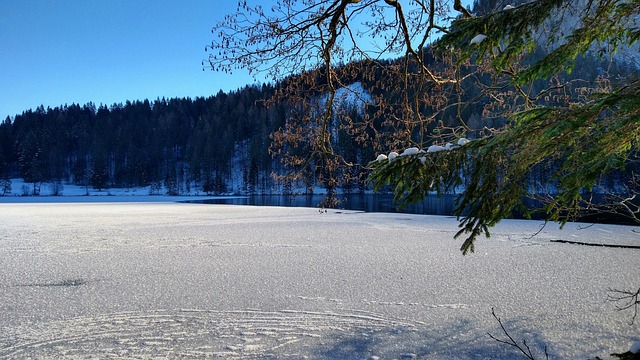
[0,82,375,195]
[1,54,634,196]
[0,85,289,195]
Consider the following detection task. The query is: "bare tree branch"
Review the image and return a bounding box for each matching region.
[608,287,640,325]
[488,308,549,360]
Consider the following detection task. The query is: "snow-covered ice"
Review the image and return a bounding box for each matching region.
[0,202,638,359]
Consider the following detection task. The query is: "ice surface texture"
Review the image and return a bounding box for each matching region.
[0,203,638,359]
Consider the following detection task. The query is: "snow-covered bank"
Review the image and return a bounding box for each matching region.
[0,203,638,359]
[0,195,232,204]
[0,178,236,204]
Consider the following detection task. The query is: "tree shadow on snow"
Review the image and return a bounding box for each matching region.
[314,317,559,360]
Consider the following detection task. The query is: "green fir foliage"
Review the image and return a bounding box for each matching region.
[370,0,639,254]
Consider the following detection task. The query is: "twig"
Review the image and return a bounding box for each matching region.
[524,221,547,239]
[608,287,640,325]
[488,308,549,360]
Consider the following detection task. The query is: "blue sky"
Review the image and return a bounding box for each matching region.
[1,0,473,119]
[1,0,256,118]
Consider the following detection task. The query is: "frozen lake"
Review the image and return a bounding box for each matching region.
[0,202,638,359]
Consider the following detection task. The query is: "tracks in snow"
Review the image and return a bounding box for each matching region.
[1,308,423,358]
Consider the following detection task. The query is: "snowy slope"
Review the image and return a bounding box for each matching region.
[0,178,219,203]
[0,203,638,359]
[534,0,640,67]
[315,81,374,134]
[331,81,373,113]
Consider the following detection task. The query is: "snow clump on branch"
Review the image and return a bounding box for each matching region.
[457,138,470,146]
[375,138,471,162]
[470,34,487,45]
[400,147,420,156]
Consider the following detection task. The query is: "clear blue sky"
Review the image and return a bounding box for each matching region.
[0,0,256,119]
[1,0,473,120]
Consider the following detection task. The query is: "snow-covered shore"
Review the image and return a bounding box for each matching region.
[0,178,228,203]
[0,202,638,359]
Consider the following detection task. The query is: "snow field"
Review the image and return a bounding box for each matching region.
[0,202,638,359]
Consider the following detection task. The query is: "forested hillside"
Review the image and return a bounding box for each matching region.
[1,86,274,195]
[0,81,376,195]
[1,0,637,197]
[0,57,634,196]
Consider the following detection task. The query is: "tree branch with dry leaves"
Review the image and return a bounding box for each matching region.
[207,0,477,201]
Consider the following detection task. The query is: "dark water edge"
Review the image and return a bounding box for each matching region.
[186,193,639,226]
[186,193,458,216]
